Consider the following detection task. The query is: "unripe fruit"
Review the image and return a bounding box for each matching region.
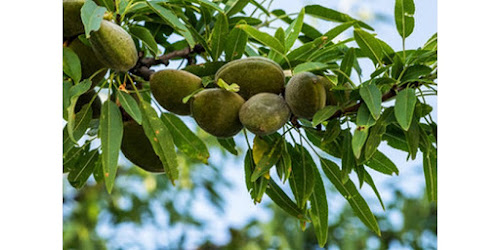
[150,70,202,116]
[239,93,291,136]
[68,38,108,88]
[215,57,285,100]
[63,0,85,38]
[285,72,326,119]
[121,120,164,173]
[75,90,102,119]
[89,20,138,72]
[191,89,245,138]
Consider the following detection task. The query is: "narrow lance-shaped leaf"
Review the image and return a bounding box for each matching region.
[217,137,238,155]
[364,108,393,159]
[237,24,286,54]
[359,83,382,120]
[365,150,399,176]
[72,103,93,143]
[68,149,99,189]
[226,0,250,17]
[99,100,123,193]
[140,102,179,183]
[251,135,283,181]
[357,103,376,128]
[289,145,316,209]
[244,149,268,203]
[161,113,210,164]
[80,0,106,38]
[266,178,308,221]
[341,130,356,183]
[304,5,374,30]
[129,25,159,56]
[147,2,195,47]
[211,14,229,61]
[268,27,285,62]
[63,47,81,84]
[423,147,437,202]
[395,88,416,131]
[363,169,385,210]
[338,47,356,85]
[284,8,305,51]
[312,106,340,127]
[320,158,381,236]
[309,166,328,247]
[352,128,369,159]
[225,25,248,61]
[67,79,92,143]
[354,29,384,66]
[293,62,331,75]
[394,0,415,39]
[117,90,142,124]
[405,117,420,160]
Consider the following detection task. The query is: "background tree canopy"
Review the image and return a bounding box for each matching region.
[61,0,437,248]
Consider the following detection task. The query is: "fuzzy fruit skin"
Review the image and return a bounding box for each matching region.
[239,93,290,136]
[75,90,102,119]
[150,70,202,116]
[68,38,108,88]
[191,89,245,138]
[89,20,138,72]
[121,120,164,173]
[215,57,285,100]
[285,72,326,119]
[63,0,85,38]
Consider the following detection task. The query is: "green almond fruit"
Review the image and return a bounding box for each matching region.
[239,93,290,136]
[89,20,138,72]
[285,72,326,119]
[63,0,85,38]
[150,70,202,116]
[215,57,285,100]
[121,120,164,173]
[191,89,245,138]
[68,38,108,89]
[75,90,102,119]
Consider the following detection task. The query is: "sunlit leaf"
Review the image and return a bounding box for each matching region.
[395,88,416,131]
[147,2,195,47]
[354,29,384,66]
[225,26,248,61]
[237,24,286,54]
[161,113,210,164]
[338,47,356,85]
[266,178,308,221]
[320,158,380,235]
[80,0,106,38]
[226,0,250,17]
[251,135,283,181]
[211,14,229,60]
[284,8,305,51]
[365,150,399,175]
[293,62,331,74]
[63,47,81,84]
[99,100,123,193]
[129,25,159,56]
[312,106,340,127]
[395,0,415,39]
[117,90,142,124]
[309,166,328,247]
[304,5,373,30]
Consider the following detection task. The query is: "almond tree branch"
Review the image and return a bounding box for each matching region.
[129,44,205,80]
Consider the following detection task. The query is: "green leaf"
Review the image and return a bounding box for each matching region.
[129,25,159,56]
[356,103,376,128]
[63,81,72,120]
[359,83,382,120]
[423,148,437,202]
[289,145,316,209]
[395,88,417,131]
[405,117,420,160]
[312,106,340,127]
[80,0,106,38]
[395,0,415,39]
[266,178,308,221]
[322,119,341,145]
[117,90,142,124]
[68,149,99,189]
[216,78,240,92]
[365,150,399,175]
[147,2,195,47]
[364,108,391,159]
[293,62,331,74]
[341,130,356,183]
[284,8,305,51]
[363,169,385,210]
[72,103,93,142]
[244,149,268,203]
[354,29,384,66]
[384,124,410,152]
[320,158,380,235]
[226,0,250,17]
[161,113,210,164]
[352,128,369,159]
[225,26,248,61]
[304,5,373,30]
[183,61,226,77]
[217,138,238,155]
[251,135,283,181]
[238,24,286,54]
[309,166,328,247]
[338,48,356,85]
[211,14,229,60]
[400,65,433,82]
[67,80,92,143]
[423,33,438,51]
[185,0,224,13]
[268,27,285,62]
[63,47,81,83]
[99,100,123,193]
[140,102,179,184]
